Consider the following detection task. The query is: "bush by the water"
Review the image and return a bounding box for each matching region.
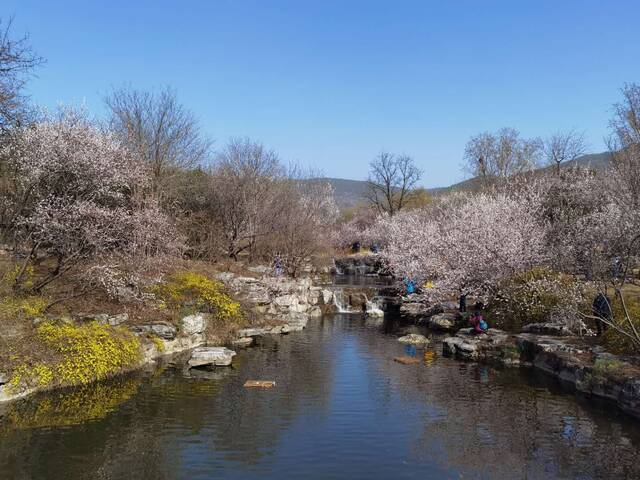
[152,271,244,323]
[489,267,586,332]
[9,321,142,392]
[602,293,640,355]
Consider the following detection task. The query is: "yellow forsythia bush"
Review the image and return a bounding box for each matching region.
[35,321,141,386]
[152,271,244,321]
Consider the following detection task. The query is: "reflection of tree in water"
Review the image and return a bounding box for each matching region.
[0,319,337,478]
[354,320,640,479]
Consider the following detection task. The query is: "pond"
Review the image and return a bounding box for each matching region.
[0,313,639,479]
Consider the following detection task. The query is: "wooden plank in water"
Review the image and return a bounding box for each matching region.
[393,356,420,365]
[243,380,276,388]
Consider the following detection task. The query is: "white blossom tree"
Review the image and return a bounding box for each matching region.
[1,108,182,298]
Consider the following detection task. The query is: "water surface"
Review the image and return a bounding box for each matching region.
[1,314,638,479]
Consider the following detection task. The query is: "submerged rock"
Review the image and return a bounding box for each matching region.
[232,337,254,348]
[398,333,430,346]
[188,347,236,368]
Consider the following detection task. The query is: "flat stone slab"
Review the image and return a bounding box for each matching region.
[393,356,421,365]
[244,380,276,388]
[188,347,236,368]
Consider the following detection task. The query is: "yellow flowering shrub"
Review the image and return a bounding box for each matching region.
[8,363,54,392]
[152,271,244,322]
[35,321,142,386]
[0,265,47,320]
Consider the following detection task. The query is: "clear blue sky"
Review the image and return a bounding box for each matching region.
[5,0,640,187]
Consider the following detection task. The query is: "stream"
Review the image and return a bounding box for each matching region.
[0,297,639,478]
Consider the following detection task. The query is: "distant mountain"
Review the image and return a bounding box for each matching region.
[314,177,371,210]
[317,151,612,210]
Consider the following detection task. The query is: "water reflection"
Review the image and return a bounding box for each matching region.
[0,314,638,479]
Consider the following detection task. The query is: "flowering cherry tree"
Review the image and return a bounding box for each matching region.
[383,192,548,302]
[1,108,182,296]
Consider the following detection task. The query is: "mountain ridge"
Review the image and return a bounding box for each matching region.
[318,151,612,210]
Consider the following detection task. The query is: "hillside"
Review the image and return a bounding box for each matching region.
[319,151,613,209]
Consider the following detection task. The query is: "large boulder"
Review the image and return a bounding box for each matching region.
[522,322,571,336]
[428,312,458,331]
[188,347,236,368]
[181,313,207,335]
[443,328,513,362]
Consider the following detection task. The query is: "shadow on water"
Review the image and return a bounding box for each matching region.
[0,314,639,479]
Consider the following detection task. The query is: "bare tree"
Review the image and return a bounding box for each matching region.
[209,138,283,260]
[365,151,422,216]
[464,128,541,185]
[544,130,587,175]
[104,85,211,198]
[0,17,44,131]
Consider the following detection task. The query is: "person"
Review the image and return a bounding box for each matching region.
[403,277,416,295]
[273,254,283,277]
[469,303,488,334]
[592,292,612,336]
[371,243,379,254]
[459,294,467,313]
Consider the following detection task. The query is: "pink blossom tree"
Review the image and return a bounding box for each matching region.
[1,108,182,298]
[383,192,548,302]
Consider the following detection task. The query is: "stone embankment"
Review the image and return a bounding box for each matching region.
[0,270,328,403]
[393,291,640,420]
[442,326,640,420]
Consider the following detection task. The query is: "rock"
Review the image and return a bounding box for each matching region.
[428,312,458,331]
[274,295,296,307]
[132,323,177,340]
[0,372,8,385]
[398,333,430,345]
[76,313,129,326]
[394,356,421,365]
[307,306,323,318]
[181,313,207,335]
[248,265,269,274]
[104,313,129,326]
[232,337,254,348]
[244,380,276,388]
[237,327,267,337]
[443,328,512,361]
[400,301,440,320]
[322,289,334,304]
[521,322,573,336]
[188,347,236,368]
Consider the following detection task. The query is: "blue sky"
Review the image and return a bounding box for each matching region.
[4,0,640,187]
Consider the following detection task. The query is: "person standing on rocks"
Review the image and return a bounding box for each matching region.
[592,292,612,336]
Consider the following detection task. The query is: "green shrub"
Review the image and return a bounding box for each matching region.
[489,267,585,332]
[602,293,640,355]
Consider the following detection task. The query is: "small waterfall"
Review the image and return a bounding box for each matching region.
[365,295,385,317]
[333,290,352,313]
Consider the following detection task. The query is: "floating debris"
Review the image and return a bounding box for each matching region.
[243,380,276,388]
[393,356,421,365]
